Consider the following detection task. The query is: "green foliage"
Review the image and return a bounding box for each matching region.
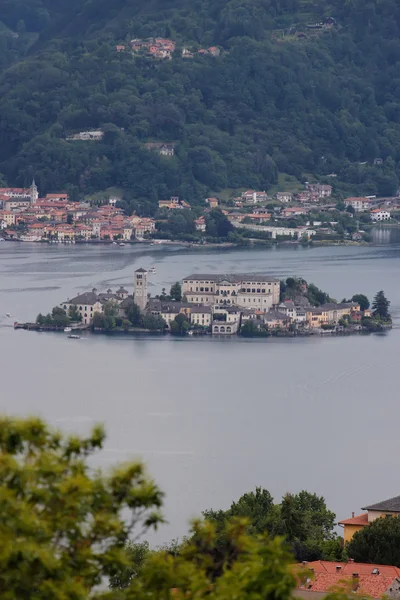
[2,0,400,203]
[0,416,163,599]
[351,294,370,311]
[346,515,400,566]
[202,488,338,563]
[372,290,391,320]
[36,306,70,327]
[109,541,150,590]
[170,281,182,301]
[307,283,331,306]
[206,210,234,239]
[68,304,82,322]
[240,320,269,337]
[125,300,141,326]
[142,314,167,331]
[92,311,116,330]
[170,312,190,334]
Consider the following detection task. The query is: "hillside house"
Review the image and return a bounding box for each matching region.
[370,209,391,221]
[276,192,292,203]
[339,494,400,543]
[346,197,373,212]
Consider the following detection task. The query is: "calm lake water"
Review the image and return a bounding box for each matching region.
[1,236,400,543]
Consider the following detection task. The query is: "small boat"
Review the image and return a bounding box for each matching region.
[113,241,118,245]
[6,313,11,318]
[64,327,72,332]
[149,267,156,274]
[188,330,194,336]
[119,243,125,247]
[68,334,81,339]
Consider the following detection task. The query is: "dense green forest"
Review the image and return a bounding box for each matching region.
[1,0,400,212]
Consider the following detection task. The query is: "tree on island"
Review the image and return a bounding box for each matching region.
[68,304,82,322]
[0,416,163,599]
[170,312,190,335]
[170,281,182,301]
[126,300,141,326]
[351,294,370,311]
[142,314,166,331]
[346,515,400,566]
[51,306,70,327]
[372,290,390,320]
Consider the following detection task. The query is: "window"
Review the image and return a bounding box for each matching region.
[252,289,255,293]
[79,306,82,310]
[200,287,204,292]
[262,289,265,293]
[257,289,260,293]
[64,305,67,309]
[196,287,198,291]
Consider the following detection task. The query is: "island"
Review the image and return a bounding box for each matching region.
[15,268,392,338]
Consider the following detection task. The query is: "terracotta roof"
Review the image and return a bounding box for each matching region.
[302,561,400,577]
[362,495,400,513]
[297,561,400,598]
[338,513,368,526]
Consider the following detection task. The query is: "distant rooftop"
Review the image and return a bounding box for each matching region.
[183,273,279,283]
[362,495,400,513]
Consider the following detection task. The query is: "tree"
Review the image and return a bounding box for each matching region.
[109,541,150,590]
[92,311,115,330]
[170,281,182,301]
[0,417,163,600]
[346,515,400,566]
[126,300,141,326]
[36,313,45,325]
[372,290,391,320]
[67,213,74,225]
[351,294,370,311]
[68,304,82,322]
[170,312,190,334]
[206,210,233,239]
[124,518,297,596]
[51,306,70,327]
[142,314,166,331]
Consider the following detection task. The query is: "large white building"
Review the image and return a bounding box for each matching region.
[182,274,280,310]
[370,209,391,221]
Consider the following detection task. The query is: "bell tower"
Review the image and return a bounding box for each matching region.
[30,178,38,204]
[134,267,148,311]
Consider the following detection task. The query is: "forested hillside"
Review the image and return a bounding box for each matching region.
[1,0,400,211]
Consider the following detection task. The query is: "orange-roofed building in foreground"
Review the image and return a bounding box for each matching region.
[296,560,400,600]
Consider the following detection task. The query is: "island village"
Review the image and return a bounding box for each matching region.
[0,178,399,245]
[19,267,390,338]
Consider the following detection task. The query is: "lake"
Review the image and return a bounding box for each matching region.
[1,239,400,544]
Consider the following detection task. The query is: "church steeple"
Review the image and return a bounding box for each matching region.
[30,178,38,204]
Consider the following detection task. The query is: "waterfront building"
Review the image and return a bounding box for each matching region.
[182,274,280,308]
[61,291,104,324]
[133,268,148,312]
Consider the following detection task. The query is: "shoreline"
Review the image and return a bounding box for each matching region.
[14,323,391,339]
[0,237,373,250]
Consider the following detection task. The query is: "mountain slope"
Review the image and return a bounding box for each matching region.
[1,0,400,207]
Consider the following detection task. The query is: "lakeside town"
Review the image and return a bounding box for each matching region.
[0,179,399,246]
[17,268,391,337]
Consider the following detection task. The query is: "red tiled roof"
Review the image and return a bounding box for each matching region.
[302,560,400,577]
[297,561,400,598]
[338,513,369,526]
